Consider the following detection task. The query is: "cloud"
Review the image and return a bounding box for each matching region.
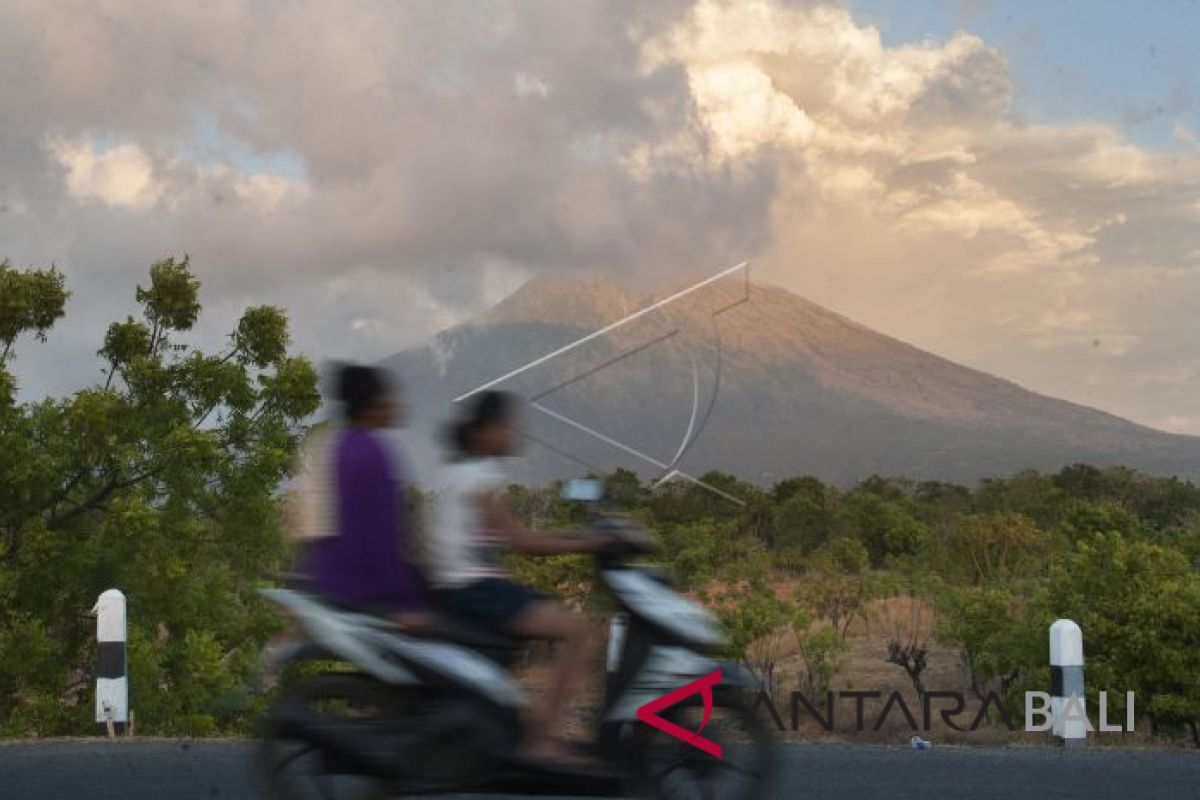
[642,0,1200,430]
[44,135,309,214]
[47,139,164,210]
[2,0,1200,434]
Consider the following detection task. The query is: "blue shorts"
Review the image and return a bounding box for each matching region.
[434,578,546,632]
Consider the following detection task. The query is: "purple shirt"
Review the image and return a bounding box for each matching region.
[304,427,426,613]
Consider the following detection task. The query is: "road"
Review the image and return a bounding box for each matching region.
[1,739,1198,800]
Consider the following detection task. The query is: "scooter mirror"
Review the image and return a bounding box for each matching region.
[561,478,604,502]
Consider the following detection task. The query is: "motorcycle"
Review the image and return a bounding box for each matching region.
[257,478,776,798]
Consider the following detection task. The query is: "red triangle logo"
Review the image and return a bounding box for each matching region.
[636,668,724,759]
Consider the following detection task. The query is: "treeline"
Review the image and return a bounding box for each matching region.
[506,465,1200,746]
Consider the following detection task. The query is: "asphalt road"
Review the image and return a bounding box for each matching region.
[2,739,1198,800]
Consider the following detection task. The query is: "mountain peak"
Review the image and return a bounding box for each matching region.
[484,274,639,327]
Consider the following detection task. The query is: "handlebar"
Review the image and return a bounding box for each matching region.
[589,513,658,560]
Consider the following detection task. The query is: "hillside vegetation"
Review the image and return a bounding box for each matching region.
[508,465,1200,746]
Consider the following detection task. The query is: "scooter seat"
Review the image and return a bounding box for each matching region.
[419,615,522,651]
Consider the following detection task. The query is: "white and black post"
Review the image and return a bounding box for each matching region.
[1049,618,1086,747]
[93,589,128,737]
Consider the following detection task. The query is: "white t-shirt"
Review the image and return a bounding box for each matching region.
[426,459,509,588]
[286,425,339,543]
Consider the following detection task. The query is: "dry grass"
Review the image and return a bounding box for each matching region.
[742,590,1159,747]
[516,585,1164,748]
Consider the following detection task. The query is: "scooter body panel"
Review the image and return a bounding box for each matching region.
[261,587,524,708]
[601,568,725,648]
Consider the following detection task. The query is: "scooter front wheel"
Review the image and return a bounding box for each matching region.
[627,690,776,800]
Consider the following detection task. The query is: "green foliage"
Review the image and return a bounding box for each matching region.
[927,511,1059,586]
[793,538,878,641]
[647,471,761,525]
[604,468,646,507]
[0,261,69,408]
[772,477,833,555]
[502,462,1200,744]
[509,553,599,610]
[1057,499,1142,542]
[136,257,201,335]
[1044,532,1200,740]
[973,469,1063,528]
[0,256,318,736]
[0,261,69,356]
[716,575,789,663]
[1052,463,1107,499]
[789,612,843,702]
[842,490,928,567]
[933,583,1046,705]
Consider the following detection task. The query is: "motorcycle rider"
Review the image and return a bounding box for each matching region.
[302,364,429,628]
[426,390,610,765]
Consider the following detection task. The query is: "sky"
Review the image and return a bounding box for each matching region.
[851,0,1200,149]
[2,0,1200,434]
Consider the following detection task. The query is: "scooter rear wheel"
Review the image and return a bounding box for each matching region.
[259,672,518,798]
[258,673,404,800]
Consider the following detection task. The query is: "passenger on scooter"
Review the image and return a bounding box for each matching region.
[427,390,611,765]
[303,364,429,629]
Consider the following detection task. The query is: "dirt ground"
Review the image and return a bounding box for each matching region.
[525,589,1160,749]
[732,591,1155,747]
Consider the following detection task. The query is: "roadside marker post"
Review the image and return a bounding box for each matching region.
[93,589,129,737]
[1049,618,1086,747]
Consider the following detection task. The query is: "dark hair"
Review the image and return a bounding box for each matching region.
[336,364,391,423]
[446,390,513,457]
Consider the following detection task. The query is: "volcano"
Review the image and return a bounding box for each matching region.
[384,272,1200,487]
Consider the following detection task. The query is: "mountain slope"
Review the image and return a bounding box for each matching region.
[385,276,1200,486]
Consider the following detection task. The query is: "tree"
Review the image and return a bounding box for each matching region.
[648,470,758,525]
[928,511,1057,586]
[1043,532,1200,745]
[0,260,69,374]
[1057,499,1142,543]
[772,477,833,556]
[0,256,319,735]
[933,584,1046,703]
[973,469,1063,528]
[790,611,843,703]
[879,592,934,699]
[1052,463,1106,500]
[793,538,877,642]
[716,572,791,694]
[603,468,646,508]
[842,491,928,568]
[503,483,572,530]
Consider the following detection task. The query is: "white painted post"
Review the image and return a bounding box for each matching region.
[1049,618,1086,747]
[93,589,128,736]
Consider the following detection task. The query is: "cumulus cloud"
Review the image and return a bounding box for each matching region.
[47,139,164,210]
[642,0,1200,431]
[45,135,309,214]
[2,0,1200,433]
